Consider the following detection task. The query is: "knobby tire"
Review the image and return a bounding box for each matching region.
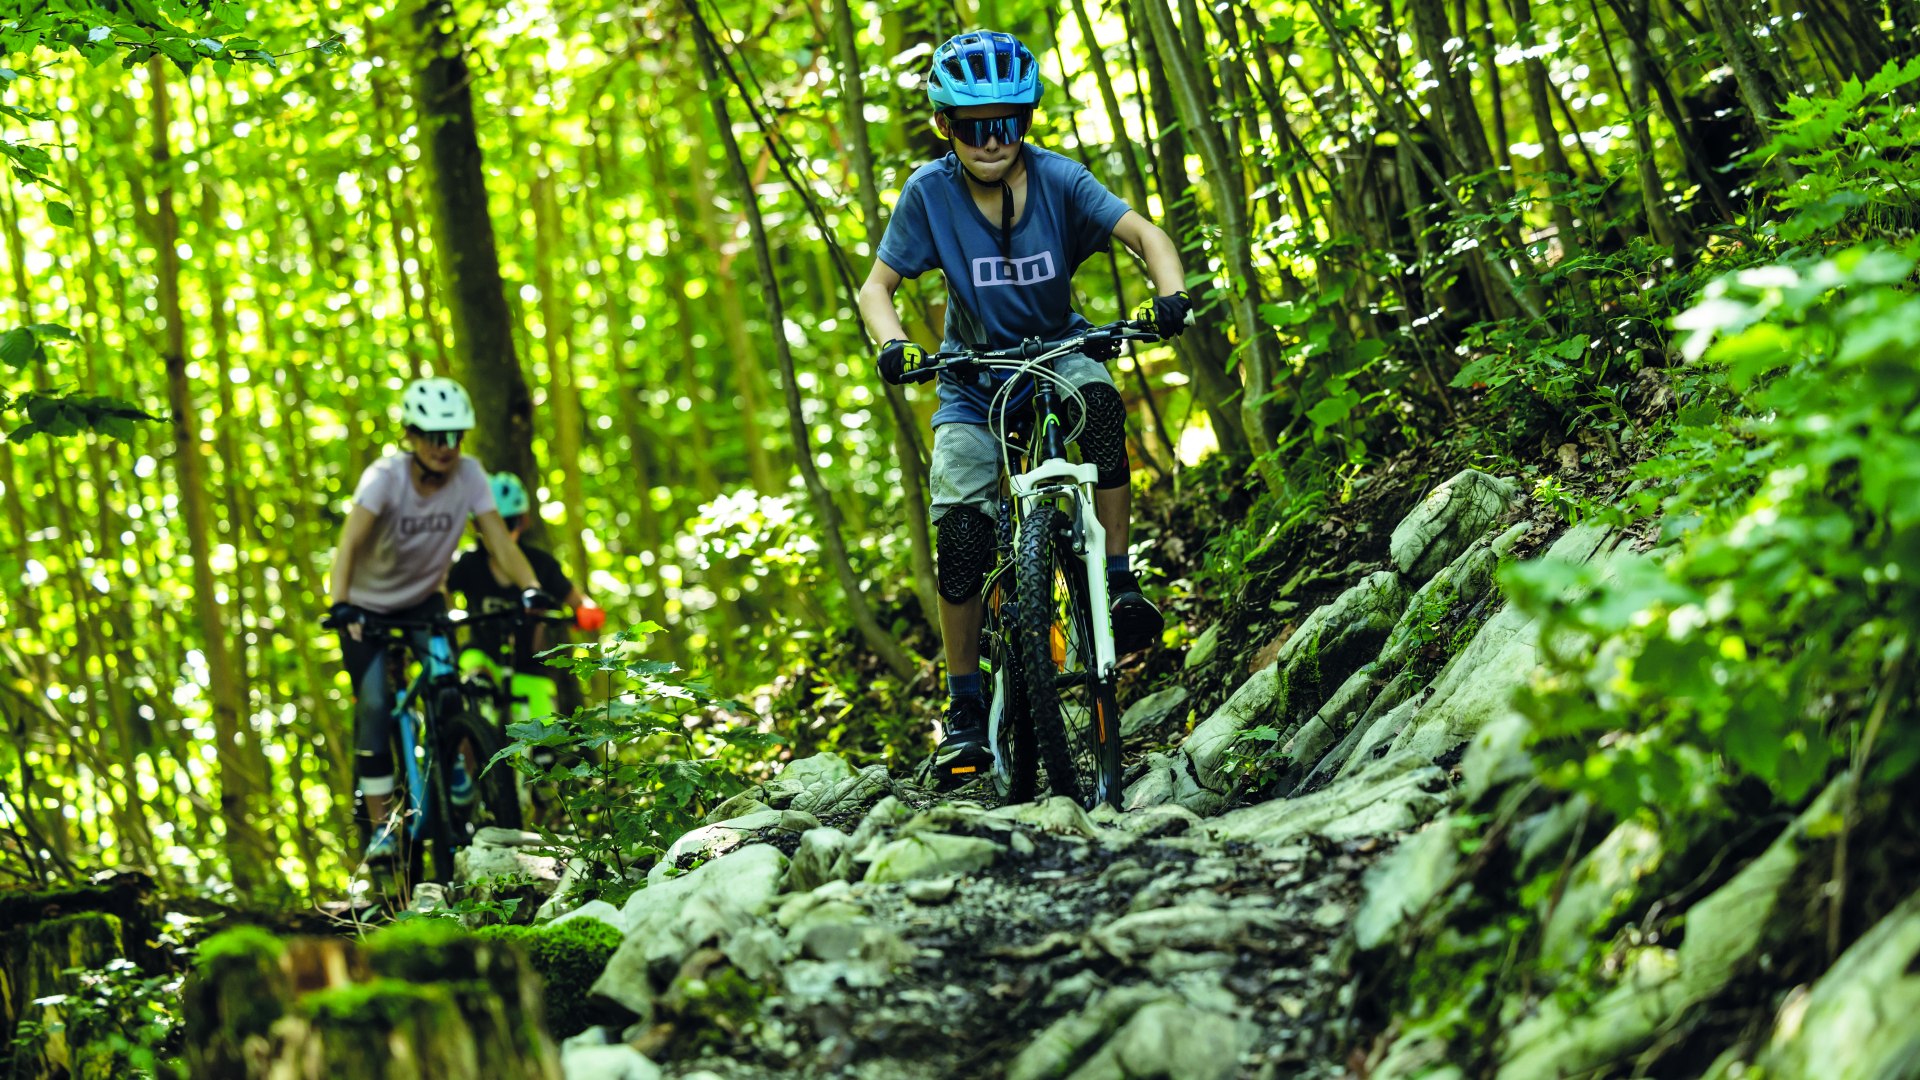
[986,578,1037,804]
[445,706,523,833]
[1015,502,1125,810]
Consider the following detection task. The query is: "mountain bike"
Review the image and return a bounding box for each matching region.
[456,605,580,822]
[324,607,525,886]
[911,319,1163,809]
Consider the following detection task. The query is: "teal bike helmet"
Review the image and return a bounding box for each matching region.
[927,31,1042,111]
[491,471,531,519]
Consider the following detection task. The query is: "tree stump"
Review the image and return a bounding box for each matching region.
[183,922,560,1080]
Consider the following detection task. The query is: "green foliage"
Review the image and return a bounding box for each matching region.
[476,919,622,1037]
[6,958,185,1080]
[1505,245,1920,821]
[0,323,152,441]
[492,624,778,898]
[1757,57,1920,243]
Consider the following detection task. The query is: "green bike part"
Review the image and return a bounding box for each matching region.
[511,672,559,725]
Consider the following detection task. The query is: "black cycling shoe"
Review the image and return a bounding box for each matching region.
[1109,571,1165,654]
[931,696,994,790]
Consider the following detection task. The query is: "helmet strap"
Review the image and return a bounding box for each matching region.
[410,452,448,484]
[952,140,1023,259]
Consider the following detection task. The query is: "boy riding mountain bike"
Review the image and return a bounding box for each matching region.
[324,377,548,862]
[855,29,1195,788]
[448,471,605,670]
[447,471,605,730]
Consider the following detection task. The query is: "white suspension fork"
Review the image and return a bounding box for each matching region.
[1013,459,1117,680]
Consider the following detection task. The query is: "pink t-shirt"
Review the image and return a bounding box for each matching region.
[347,453,497,612]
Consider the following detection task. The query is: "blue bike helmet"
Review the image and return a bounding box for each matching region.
[927,31,1042,110]
[491,471,531,519]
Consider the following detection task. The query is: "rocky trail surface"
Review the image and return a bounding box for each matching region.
[158,468,1920,1080]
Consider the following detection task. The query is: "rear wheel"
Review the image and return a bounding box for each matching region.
[1016,503,1125,809]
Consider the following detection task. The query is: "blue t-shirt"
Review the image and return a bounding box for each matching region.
[876,146,1132,426]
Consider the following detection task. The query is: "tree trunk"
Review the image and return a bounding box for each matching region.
[1127,0,1265,465]
[1508,0,1587,284]
[691,4,918,681]
[530,169,592,581]
[1589,0,1686,254]
[1700,0,1798,180]
[683,107,777,496]
[145,60,272,896]
[407,0,540,513]
[830,0,943,642]
[1603,0,1738,219]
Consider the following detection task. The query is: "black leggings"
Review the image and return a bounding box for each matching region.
[338,595,446,793]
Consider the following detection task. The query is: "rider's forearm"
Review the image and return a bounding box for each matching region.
[501,545,539,592]
[327,547,354,607]
[1137,223,1186,298]
[858,280,910,345]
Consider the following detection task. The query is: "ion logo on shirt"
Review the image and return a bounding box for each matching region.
[972,251,1058,288]
[397,512,456,539]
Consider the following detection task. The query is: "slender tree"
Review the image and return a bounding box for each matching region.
[690,2,917,681]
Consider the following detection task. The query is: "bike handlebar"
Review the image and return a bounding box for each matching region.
[906,319,1163,384]
[322,606,578,634]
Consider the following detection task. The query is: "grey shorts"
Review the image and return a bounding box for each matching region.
[929,352,1115,524]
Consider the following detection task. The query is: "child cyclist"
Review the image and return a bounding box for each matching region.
[324,377,548,861]
[447,471,606,729]
[856,29,1195,787]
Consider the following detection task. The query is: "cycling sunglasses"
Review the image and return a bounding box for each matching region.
[411,428,465,449]
[943,109,1032,148]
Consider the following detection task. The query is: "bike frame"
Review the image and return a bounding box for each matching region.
[932,322,1158,795]
[386,626,459,844]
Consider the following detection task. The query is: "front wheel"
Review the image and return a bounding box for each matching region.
[443,706,522,836]
[984,575,1037,805]
[1015,503,1124,809]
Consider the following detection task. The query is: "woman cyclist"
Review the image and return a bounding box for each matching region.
[324,376,544,862]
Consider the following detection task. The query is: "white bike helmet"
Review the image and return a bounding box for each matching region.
[402,376,476,432]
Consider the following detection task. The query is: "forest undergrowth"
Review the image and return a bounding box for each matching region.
[7,0,1920,1076]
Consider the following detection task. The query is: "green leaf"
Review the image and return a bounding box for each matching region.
[1305,393,1355,431]
[1551,334,1590,361]
[45,200,73,228]
[0,327,36,368]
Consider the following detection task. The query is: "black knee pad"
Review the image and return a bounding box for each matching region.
[935,507,995,603]
[1072,382,1131,488]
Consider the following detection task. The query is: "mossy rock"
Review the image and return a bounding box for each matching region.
[477,919,623,1037]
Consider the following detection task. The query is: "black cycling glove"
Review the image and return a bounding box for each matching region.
[324,601,361,631]
[876,339,930,385]
[1133,291,1193,339]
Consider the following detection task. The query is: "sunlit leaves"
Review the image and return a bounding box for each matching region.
[1507,246,1920,819]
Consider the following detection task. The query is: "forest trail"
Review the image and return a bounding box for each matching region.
[171,467,1645,1079]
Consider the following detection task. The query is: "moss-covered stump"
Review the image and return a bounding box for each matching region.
[182,926,299,1078]
[0,910,125,1080]
[181,921,561,1080]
